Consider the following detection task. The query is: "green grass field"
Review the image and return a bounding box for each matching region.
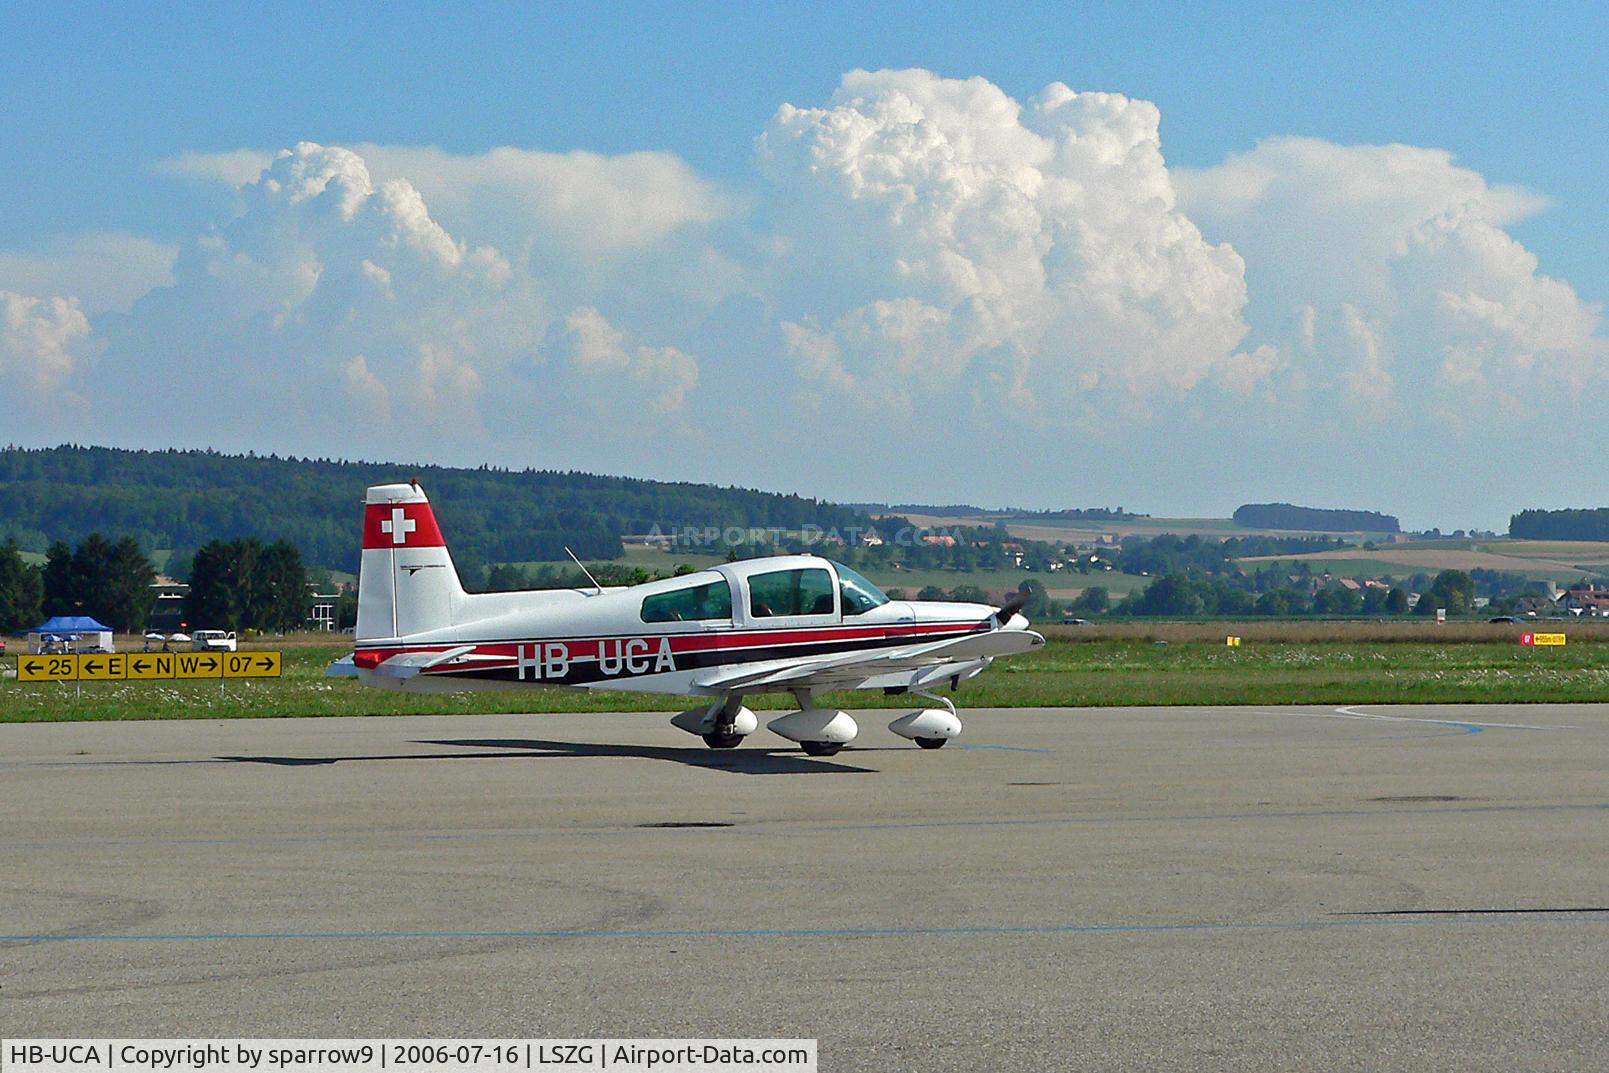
[4,625,1605,723]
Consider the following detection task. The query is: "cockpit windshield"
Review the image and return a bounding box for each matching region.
[832,561,891,617]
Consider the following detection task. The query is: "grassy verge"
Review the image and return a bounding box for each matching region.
[3,627,1605,722]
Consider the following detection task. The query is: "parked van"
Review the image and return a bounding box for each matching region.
[191,630,238,652]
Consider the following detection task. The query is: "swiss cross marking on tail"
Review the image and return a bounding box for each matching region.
[363,500,445,550]
[381,507,416,544]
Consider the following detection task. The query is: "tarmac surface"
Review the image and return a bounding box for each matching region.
[3,704,1609,1071]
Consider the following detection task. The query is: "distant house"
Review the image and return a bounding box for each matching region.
[1513,594,1559,617]
[148,575,190,633]
[307,587,342,631]
[1560,587,1609,616]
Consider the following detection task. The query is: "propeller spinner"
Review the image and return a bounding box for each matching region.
[993,589,1031,628]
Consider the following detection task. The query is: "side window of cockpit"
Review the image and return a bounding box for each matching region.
[747,568,835,618]
[640,578,733,623]
[835,561,891,617]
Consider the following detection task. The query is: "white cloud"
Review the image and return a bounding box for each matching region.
[553,306,699,415]
[1,290,90,388]
[758,68,1256,423]
[0,233,177,314]
[19,75,1607,525]
[354,144,731,252]
[152,148,276,186]
[95,142,536,453]
[412,342,483,410]
[342,353,389,416]
[1176,137,1605,418]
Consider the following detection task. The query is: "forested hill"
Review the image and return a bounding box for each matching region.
[0,446,877,573]
[1232,503,1400,533]
[1509,508,1609,541]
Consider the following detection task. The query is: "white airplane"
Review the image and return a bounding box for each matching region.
[352,482,1045,755]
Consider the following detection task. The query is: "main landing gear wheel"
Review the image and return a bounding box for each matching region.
[801,741,844,757]
[915,736,948,750]
[702,731,744,749]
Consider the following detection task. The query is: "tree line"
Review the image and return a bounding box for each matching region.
[1509,508,1609,542]
[0,535,307,635]
[0,445,880,573]
[1232,503,1400,533]
[1106,569,1487,618]
[0,536,156,633]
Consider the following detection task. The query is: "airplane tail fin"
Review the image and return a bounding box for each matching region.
[356,482,466,641]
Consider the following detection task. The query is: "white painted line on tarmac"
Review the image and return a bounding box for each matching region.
[1331,705,1576,731]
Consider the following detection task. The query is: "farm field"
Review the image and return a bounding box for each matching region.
[5,622,1607,723]
[893,512,1399,542]
[1240,541,1609,582]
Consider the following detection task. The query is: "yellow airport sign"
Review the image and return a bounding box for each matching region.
[1533,632,1567,646]
[174,652,224,679]
[1226,636,1242,647]
[17,654,79,682]
[77,653,127,680]
[126,653,175,679]
[223,651,282,678]
[16,649,281,682]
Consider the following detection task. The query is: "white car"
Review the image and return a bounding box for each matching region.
[191,630,238,652]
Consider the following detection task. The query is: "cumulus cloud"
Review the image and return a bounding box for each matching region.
[15,73,1607,522]
[354,145,731,252]
[342,353,389,417]
[0,233,177,315]
[759,69,1257,422]
[96,142,538,453]
[152,148,276,186]
[159,144,729,251]
[552,306,699,415]
[1,290,90,388]
[1176,137,1605,420]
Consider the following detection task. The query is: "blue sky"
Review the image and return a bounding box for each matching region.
[2,2,1605,527]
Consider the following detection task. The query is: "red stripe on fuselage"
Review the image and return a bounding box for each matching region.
[354,620,987,670]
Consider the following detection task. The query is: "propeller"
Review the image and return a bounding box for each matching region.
[992,589,1031,628]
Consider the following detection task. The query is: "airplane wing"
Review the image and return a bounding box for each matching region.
[689,628,1045,694]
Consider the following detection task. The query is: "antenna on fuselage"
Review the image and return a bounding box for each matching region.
[565,546,604,595]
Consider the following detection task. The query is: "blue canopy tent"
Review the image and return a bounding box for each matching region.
[27,616,115,654]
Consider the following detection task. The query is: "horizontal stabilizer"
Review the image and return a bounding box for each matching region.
[367,644,477,679]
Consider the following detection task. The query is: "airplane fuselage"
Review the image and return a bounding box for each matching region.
[352,482,1042,751]
[355,575,998,696]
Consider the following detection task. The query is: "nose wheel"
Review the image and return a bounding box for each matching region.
[915,737,948,749]
[702,731,744,749]
[801,741,844,757]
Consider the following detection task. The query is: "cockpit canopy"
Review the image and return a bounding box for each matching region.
[831,561,890,616]
[637,558,893,624]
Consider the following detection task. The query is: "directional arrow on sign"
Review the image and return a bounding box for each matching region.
[199,656,218,673]
[82,658,103,675]
[132,658,151,674]
[257,656,274,670]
